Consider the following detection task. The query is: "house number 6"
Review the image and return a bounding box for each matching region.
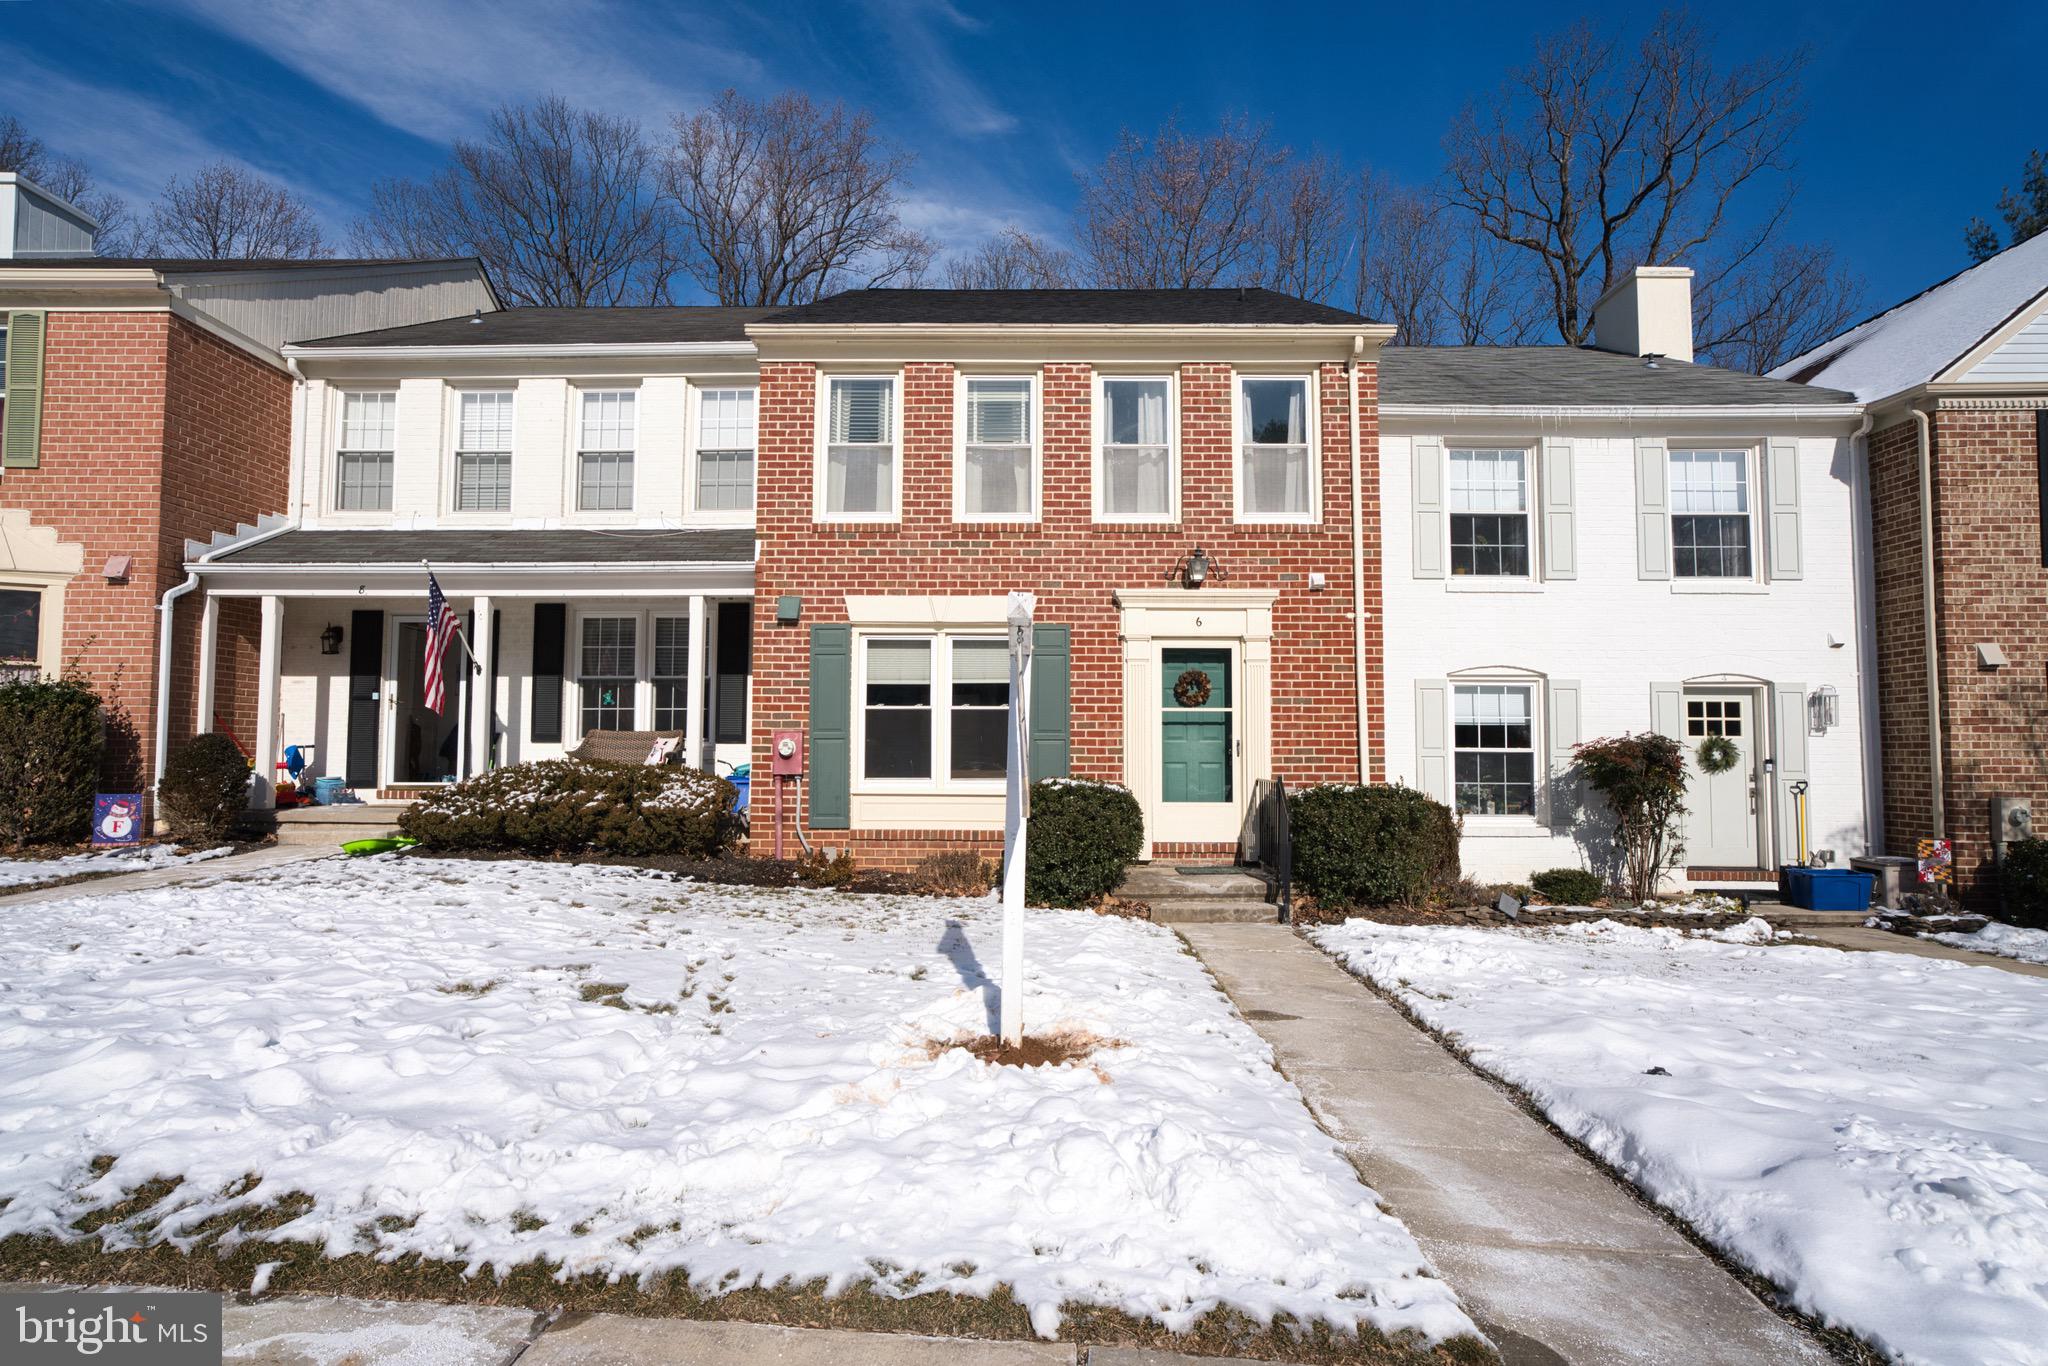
[1195,616,1203,627]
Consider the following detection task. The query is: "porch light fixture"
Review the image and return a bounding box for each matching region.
[1174,546,1227,590]
[320,624,344,656]
[1808,684,1839,735]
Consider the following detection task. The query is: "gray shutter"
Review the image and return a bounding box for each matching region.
[1766,439,1803,580]
[530,604,566,744]
[345,610,384,787]
[1649,682,1684,739]
[1546,678,1582,831]
[1028,623,1070,780]
[1415,680,1449,802]
[1635,437,1670,579]
[808,625,851,830]
[1772,682,1809,863]
[1540,438,1577,580]
[1412,436,1445,578]
[3,310,47,469]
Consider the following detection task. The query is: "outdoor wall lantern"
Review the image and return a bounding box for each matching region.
[1173,546,1227,590]
[320,624,345,656]
[1808,684,1840,736]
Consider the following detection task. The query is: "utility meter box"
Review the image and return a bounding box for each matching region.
[771,728,805,776]
[1992,795,2034,862]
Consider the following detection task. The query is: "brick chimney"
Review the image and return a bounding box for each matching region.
[1591,266,1694,363]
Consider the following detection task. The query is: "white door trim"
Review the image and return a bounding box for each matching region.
[1681,683,1767,869]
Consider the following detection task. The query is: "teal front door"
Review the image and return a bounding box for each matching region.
[1161,647,1234,804]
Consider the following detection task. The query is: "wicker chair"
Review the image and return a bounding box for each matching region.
[568,730,688,765]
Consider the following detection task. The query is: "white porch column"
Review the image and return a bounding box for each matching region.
[249,595,282,811]
[468,595,494,775]
[684,594,708,769]
[196,593,220,737]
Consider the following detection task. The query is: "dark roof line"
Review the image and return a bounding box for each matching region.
[0,255,488,273]
[756,287,1382,327]
[1380,346,1854,407]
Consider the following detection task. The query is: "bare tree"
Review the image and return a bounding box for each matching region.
[1073,113,1284,288]
[1355,173,1541,346]
[354,97,669,305]
[1694,240,1862,373]
[945,228,1076,288]
[0,114,131,254]
[660,89,936,306]
[1260,152,1354,304]
[138,161,328,259]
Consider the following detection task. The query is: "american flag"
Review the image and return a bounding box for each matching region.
[423,571,460,715]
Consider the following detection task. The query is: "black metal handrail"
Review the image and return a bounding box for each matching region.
[1272,775,1292,925]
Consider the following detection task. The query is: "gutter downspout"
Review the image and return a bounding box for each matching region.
[1347,335,1369,781]
[1911,405,1944,839]
[1848,411,1880,852]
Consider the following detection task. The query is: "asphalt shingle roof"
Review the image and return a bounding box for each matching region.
[209,529,754,567]
[757,288,1378,327]
[1380,347,1854,408]
[0,256,480,273]
[295,306,774,349]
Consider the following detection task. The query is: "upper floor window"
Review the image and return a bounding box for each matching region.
[958,376,1035,520]
[1449,447,1530,577]
[1238,376,1314,520]
[821,376,895,519]
[576,390,635,511]
[696,387,756,513]
[1670,448,1752,578]
[454,390,514,512]
[335,391,396,512]
[1096,376,1173,521]
[1453,682,1536,817]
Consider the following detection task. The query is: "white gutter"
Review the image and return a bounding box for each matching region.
[282,341,757,361]
[1347,335,1370,781]
[1911,405,1945,838]
[1382,402,1866,422]
[1848,411,1881,850]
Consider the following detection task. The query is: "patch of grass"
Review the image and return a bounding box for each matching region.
[578,982,631,1010]
[437,980,499,997]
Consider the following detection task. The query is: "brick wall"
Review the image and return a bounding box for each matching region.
[751,357,1381,870]
[1867,415,1935,858]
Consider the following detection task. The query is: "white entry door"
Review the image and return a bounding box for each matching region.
[1683,689,1760,868]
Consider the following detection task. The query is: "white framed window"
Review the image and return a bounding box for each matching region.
[1235,374,1317,521]
[856,633,1009,791]
[1094,374,1176,522]
[453,389,514,512]
[0,584,41,671]
[1670,448,1755,579]
[334,391,396,512]
[817,375,898,521]
[955,374,1037,521]
[1449,447,1532,577]
[576,389,636,512]
[652,615,691,730]
[578,615,637,733]
[1452,683,1537,817]
[694,386,756,514]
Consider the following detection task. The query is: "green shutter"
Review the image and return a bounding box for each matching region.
[1029,623,1070,780]
[3,310,47,469]
[808,625,851,829]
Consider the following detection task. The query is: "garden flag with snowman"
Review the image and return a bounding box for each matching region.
[999,591,1034,1047]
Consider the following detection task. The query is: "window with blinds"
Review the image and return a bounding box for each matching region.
[577,390,635,511]
[696,386,756,512]
[858,633,1008,788]
[960,377,1033,519]
[336,391,396,511]
[824,376,895,517]
[455,390,513,511]
[652,616,688,730]
[862,638,930,779]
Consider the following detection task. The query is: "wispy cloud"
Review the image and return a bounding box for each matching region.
[857,0,1016,136]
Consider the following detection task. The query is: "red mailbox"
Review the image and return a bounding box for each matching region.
[771,728,804,776]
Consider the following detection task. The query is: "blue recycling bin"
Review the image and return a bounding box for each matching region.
[1780,865,1875,911]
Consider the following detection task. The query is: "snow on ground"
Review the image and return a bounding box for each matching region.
[1310,918,2048,1366]
[0,843,231,889]
[1927,922,2048,966]
[0,857,1473,1347]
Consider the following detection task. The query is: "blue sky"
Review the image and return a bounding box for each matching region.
[1,0,2039,312]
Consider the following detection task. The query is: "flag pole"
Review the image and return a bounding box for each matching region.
[422,560,485,778]
[419,560,482,675]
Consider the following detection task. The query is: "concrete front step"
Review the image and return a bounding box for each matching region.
[250,806,406,847]
[1120,868,1273,899]
[1143,898,1281,924]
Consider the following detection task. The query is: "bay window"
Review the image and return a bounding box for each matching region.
[1670,448,1754,578]
[859,634,1010,789]
[695,386,755,513]
[1096,376,1173,520]
[822,376,895,518]
[958,376,1034,519]
[335,391,395,512]
[1449,447,1531,577]
[454,390,514,511]
[1453,683,1536,817]
[576,389,635,511]
[1237,376,1313,520]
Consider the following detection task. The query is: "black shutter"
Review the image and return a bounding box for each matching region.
[345,610,383,787]
[531,603,566,743]
[714,601,751,744]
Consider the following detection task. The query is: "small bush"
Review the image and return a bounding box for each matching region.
[1529,866,1607,906]
[1026,778,1144,907]
[398,759,734,858]
[1575,733,1688,904]
[0,676,106,849]
[2001,837,2048,928]
[1288,783,1461,909]
[158,733,251,843]
[915,849,996,895]
[798,846,856,887]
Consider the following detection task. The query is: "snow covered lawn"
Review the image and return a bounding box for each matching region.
[1926,921,2048,966]
[0,856,1473,1350]
[1310,918,2048,1366]
[0,842,231,890]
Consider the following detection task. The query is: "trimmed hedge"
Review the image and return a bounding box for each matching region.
[398,759,736,858]
[157,733,251,844]
[1025,778,1144,907]
[1529,866,1607,906]
[0,676,105,850]
[2001,837,2048,929]
[1288,783,1460,908]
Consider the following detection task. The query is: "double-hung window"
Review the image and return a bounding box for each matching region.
[335,391,396,512]
[822,376,895,518]
[1238,376,1314,520]
[454,390,513,511]
[1097,376,1173,520]
[576,390,635,511]
[1669,448,1753,578]
[652,616,690,730]
[696,386,756,513]
[958,376,1034,520]
[1449,447,1531,577]
[1453,683,1536,817]
[579,616,637,733]
[0,586,40,674]
[859,635,1009,788]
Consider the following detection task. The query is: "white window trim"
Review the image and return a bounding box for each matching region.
[814,370,904,524]
[569,384,641,518]
[952,369,1042,524]
[1092,371,1180,525]
[1667,441,1764,586]
[851,629,1009,796]
[685,380,758,525]
[445,384,517,518]
[568,607,697,741]
[1231,370,1321,525]
[1443,441,1538,582]
[1448,674,1545,827]
[328,387,399,518]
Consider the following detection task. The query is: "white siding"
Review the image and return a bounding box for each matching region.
[179,264,497,353]
[4,181,97,257]
[1959,305,2048,384]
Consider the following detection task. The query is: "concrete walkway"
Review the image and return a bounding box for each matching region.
[0,843,338,907]
[1795,924,2048,978]
[1179,923,1830,1366]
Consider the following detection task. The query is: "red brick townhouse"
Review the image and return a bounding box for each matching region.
[0,174,497,803]
[1776,231,2048,906]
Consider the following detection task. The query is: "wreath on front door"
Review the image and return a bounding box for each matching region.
[1696,734,1740,775]
[1173,668,1213,708]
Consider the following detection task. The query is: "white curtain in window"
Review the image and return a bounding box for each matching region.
[965,378,1031,516]
[1241,379,1309,517]
[1103,379,1170,515]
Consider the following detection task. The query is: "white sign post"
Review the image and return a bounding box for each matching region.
[999,591,1036,1047]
